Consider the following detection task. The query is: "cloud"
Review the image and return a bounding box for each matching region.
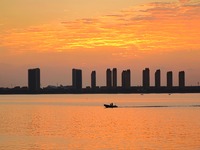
[179,0,190,3]
[0,1,200,54]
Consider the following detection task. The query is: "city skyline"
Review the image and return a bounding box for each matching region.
[24,68,187,92]
[24,67,188,89]
[1,67,200,94]
[0,66,198,88]
[0,0,200,87]
[25,68,188,92]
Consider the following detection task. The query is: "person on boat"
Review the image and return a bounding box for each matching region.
[110,103,113,106]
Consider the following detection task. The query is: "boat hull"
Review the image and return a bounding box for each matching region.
[104,104,118,108]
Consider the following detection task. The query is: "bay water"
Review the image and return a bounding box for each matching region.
[0,94,200,149]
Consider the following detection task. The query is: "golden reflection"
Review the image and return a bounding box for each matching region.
[0,95,200,149]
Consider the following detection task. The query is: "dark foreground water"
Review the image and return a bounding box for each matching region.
[0,94,200,149]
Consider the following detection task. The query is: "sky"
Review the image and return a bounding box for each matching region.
[0,0,200,87]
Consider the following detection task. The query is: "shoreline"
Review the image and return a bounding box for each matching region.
[0,86,200,95]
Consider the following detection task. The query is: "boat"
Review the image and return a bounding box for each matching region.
[104,103,118,108]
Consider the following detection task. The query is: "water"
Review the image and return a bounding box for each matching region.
[0,94,200,149]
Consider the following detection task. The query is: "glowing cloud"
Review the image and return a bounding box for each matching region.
[179,0,190,3]
[0,1,200,54]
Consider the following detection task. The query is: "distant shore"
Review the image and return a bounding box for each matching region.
[0,86,200,94]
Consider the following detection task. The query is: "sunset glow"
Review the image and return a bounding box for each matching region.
[0,0,200,87]
[1,1,200,52]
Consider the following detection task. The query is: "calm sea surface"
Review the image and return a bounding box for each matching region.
[0,94,200,150]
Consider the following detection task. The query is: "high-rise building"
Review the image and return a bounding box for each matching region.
[155,69,161,87]
[143,68,150,88]
[127,70,131,87]
[167,71,173,87]
[112,68,117,87]
[106,69,112,88]
[72,69,82,89]
[28,68,40,91]
[91,71,96,88]
[122,69,131,88]
[179,71,185,87]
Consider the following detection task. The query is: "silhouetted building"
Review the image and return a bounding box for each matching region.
[155,69,161,87]
[91,71,96,88]
[167,71,173,87]
[143,68,150,88]
[28,68,40,91]
[179,71,185,87]
[122,69,131,88]
[112,68,117,87]
[106,69,112,88]
[72,69,82,89]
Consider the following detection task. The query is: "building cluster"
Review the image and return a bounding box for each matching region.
[28,68,185,91]
[142,68,185,88]
[106,68,117,88]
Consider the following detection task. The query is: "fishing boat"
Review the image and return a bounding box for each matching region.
[104,103,118,108]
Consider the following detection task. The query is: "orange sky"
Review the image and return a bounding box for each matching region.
[0,0,200,87]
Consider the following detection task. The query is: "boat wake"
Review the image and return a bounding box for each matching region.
[118,105,200,108]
